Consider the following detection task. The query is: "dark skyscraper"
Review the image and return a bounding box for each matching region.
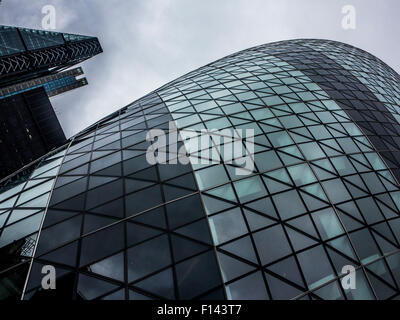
[0,67,88,99]
[0,87,65,180]
[0,26,102,181]
[1,39,400,301]
[0,25,102,87]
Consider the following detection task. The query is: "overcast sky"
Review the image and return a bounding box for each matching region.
[1,0,399,138]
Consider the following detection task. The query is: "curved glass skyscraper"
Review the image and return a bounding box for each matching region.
[1,39,400,300]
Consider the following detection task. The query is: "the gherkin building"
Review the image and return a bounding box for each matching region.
[2,39,400,300]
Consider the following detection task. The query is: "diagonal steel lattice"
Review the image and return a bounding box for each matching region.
[0,38,102,78]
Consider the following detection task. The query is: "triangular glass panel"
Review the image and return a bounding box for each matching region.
[125,179,155,193]
[327,236,357,260]
[90,198,124,218]
[366,259,396,288]
[89,252,124,282]
[312,280,344,300]
[372,232,398,255]
[344,181,368,198]
[43,209,79,228]
[52,194,85,211]
[175,219,213,245]
[102,288,125,300]
[83,214,117,234]
[244,209,275,232]
[220,236,258,264]
[129,166,158,182]
[267,255,305,288]
[366,270,397,300]
[171,234,209,262]
[89,176,118,190]
[336,201,364,221]
[64,164,89,176]
[163,185,193,202]
[287,215,319,239]
[165,173,197,190]
[265,273,303,300]
[336,211,364,232]
[226,271,269,300]
[202,195,236,216]
[131,207,166,229]
[94,163,122,177]
[40,241,78,267]
[204,184,237,203]
[244,197,278,219]
[77,274,119,300]
[263,177,292,194]
[299,192,328,211]
[55,175,85,188]
[135,268,175,299]
[127,235,171,283]
[217,251,255,283]
[286,227,318,251]
[371,222,397,244]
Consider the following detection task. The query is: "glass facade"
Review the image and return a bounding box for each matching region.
[0,26,95,57]
[0,87,67,181]
[0,26,25,56]
[0,67,87,99]
[0,25,102,88]
[1,39,400,300]
[0,25,102,182]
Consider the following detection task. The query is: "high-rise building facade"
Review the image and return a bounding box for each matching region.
[1,39,400,301]
[0,87,66,180]
[0,67,88,99]
[0,26,102,181]
[0,25,102,87]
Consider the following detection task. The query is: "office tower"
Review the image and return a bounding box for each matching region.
[0,25,102,87]
[0,87,66,180]
[0,67,88,99]
[0,26,102,181]
[1,39,400,300]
